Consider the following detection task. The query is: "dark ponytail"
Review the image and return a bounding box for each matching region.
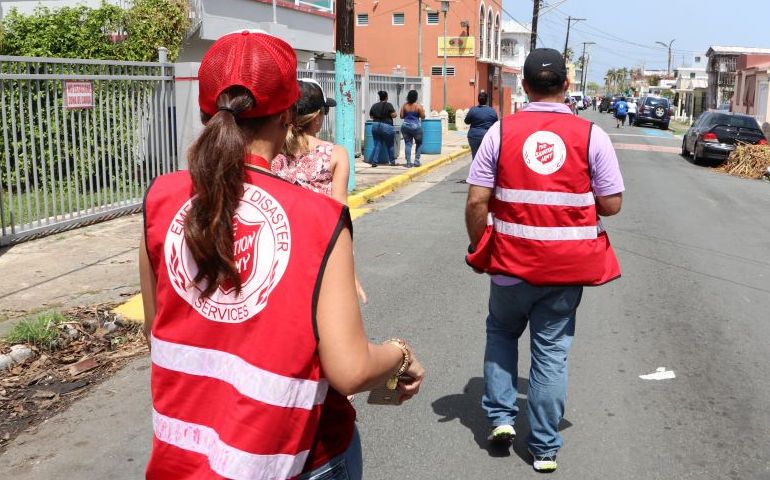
[184,86,263,298]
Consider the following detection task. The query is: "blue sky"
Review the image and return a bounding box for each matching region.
[502,0,770,84]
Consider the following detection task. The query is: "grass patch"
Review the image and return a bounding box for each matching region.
[667,119,691,137]
[4,311,68,349]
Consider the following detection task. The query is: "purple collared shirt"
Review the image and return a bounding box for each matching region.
[466,102,625,286]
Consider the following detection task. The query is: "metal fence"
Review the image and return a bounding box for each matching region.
[298,68,425,154]
[0,56,176,246]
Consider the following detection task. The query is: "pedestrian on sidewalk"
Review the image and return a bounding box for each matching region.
[464,48,624,473]
[400,89,425,168]
[465,91,498,159]
[140,31,424,480]
[627,98,638,126]
[272,78,367,304]
[272,79,345,202]
[369,90,397,167]
[615,96,628,128]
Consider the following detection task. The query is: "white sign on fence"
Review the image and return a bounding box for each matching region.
[64,81,94,109]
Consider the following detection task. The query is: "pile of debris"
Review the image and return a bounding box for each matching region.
[0,306,147,451]
[718,144,770,179]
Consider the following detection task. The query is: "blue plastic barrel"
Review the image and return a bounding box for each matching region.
[364,121,401,163]
[364,121,376,162]
[421,118,442,154]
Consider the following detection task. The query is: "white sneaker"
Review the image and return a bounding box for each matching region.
[529,449,558,473]
[487,424,515,445]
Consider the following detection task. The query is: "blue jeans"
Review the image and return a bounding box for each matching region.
[401,123,422,164]
[370,122,395,165]
[482,281,583,456]
[468,135,484,159]
[300,427,362,480]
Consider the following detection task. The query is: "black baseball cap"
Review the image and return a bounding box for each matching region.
[296,78,336,115]
[524,48,568,86]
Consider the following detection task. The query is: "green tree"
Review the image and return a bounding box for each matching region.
[0,0,189,61]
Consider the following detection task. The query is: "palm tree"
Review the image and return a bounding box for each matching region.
[605,68,616,92]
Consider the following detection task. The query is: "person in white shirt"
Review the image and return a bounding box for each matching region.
[627,99,638,126]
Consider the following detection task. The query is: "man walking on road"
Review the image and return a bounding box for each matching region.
[464,48,624,473]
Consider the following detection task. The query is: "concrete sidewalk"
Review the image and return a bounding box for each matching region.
[0,130,469,334]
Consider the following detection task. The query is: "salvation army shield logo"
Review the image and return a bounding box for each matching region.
[219,214,263,295]
[535,142,555,164]
[522,131,567,175]
[164,183,291,323]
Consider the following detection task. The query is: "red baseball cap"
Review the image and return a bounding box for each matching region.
[198,30,300,119]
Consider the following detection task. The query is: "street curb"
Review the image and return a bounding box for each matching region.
[347,146,471,209]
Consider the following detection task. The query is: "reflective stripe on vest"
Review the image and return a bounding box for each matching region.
[494,217,598,241]
[153,409,309,480]
[495,187,596,208]
[151,335,328,410]
[494,187,598,240]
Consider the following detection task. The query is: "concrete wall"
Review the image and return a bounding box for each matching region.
[174,63,203,170]
[201,0,333,53]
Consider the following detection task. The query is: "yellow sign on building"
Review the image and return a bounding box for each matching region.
[438,37,475,57]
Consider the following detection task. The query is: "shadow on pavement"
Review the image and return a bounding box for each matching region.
[431,376,573,464]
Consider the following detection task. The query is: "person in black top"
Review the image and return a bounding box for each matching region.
[369,91,397,166]
[465,91,499,159]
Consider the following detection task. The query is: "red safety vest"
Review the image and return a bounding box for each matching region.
[467,111,621,286]
[144,161,355,479]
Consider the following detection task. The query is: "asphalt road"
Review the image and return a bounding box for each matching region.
[353,110,770,479]
[2,109,769,479]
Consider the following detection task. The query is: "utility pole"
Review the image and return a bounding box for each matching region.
[417,0,423,76]
[656,39,675,76]
[579,41,595,93]
[335,0,356,191]
[530,0,541,51]
[563,16,586,59]
[442,0,449,109]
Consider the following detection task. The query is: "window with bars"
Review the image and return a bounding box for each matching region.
[426,12,439,25]
[431,66,456,76]
[392,13,405,25]
[356,13,368,26]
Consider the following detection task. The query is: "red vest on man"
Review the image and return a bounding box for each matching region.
[468,111,621,286]
[144,166,355,479]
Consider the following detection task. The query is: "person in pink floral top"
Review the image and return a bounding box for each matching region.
[272,79,349,205]
[273,79,367,304]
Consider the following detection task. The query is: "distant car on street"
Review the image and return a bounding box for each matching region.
[634,95,672,129]
[599,95,620,113]
[681,111,767,163]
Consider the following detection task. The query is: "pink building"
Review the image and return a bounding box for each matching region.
[353,0,512,114]
[732,54,770,132]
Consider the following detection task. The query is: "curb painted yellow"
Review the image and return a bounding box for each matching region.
[113,293,145,324]
[347,146,471,209]
[113,146,470,324]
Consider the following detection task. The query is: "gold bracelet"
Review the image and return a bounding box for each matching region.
[384,338,411,390]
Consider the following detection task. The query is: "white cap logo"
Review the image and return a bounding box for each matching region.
[522,131,567,175]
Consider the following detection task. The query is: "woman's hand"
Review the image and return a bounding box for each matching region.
[396,356,425,403]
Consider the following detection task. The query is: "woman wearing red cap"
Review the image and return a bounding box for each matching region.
[140,30,424,480]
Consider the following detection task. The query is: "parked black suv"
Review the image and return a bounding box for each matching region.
[634,95,671,129]
[599,95,620,113]
[681,111,767,163]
